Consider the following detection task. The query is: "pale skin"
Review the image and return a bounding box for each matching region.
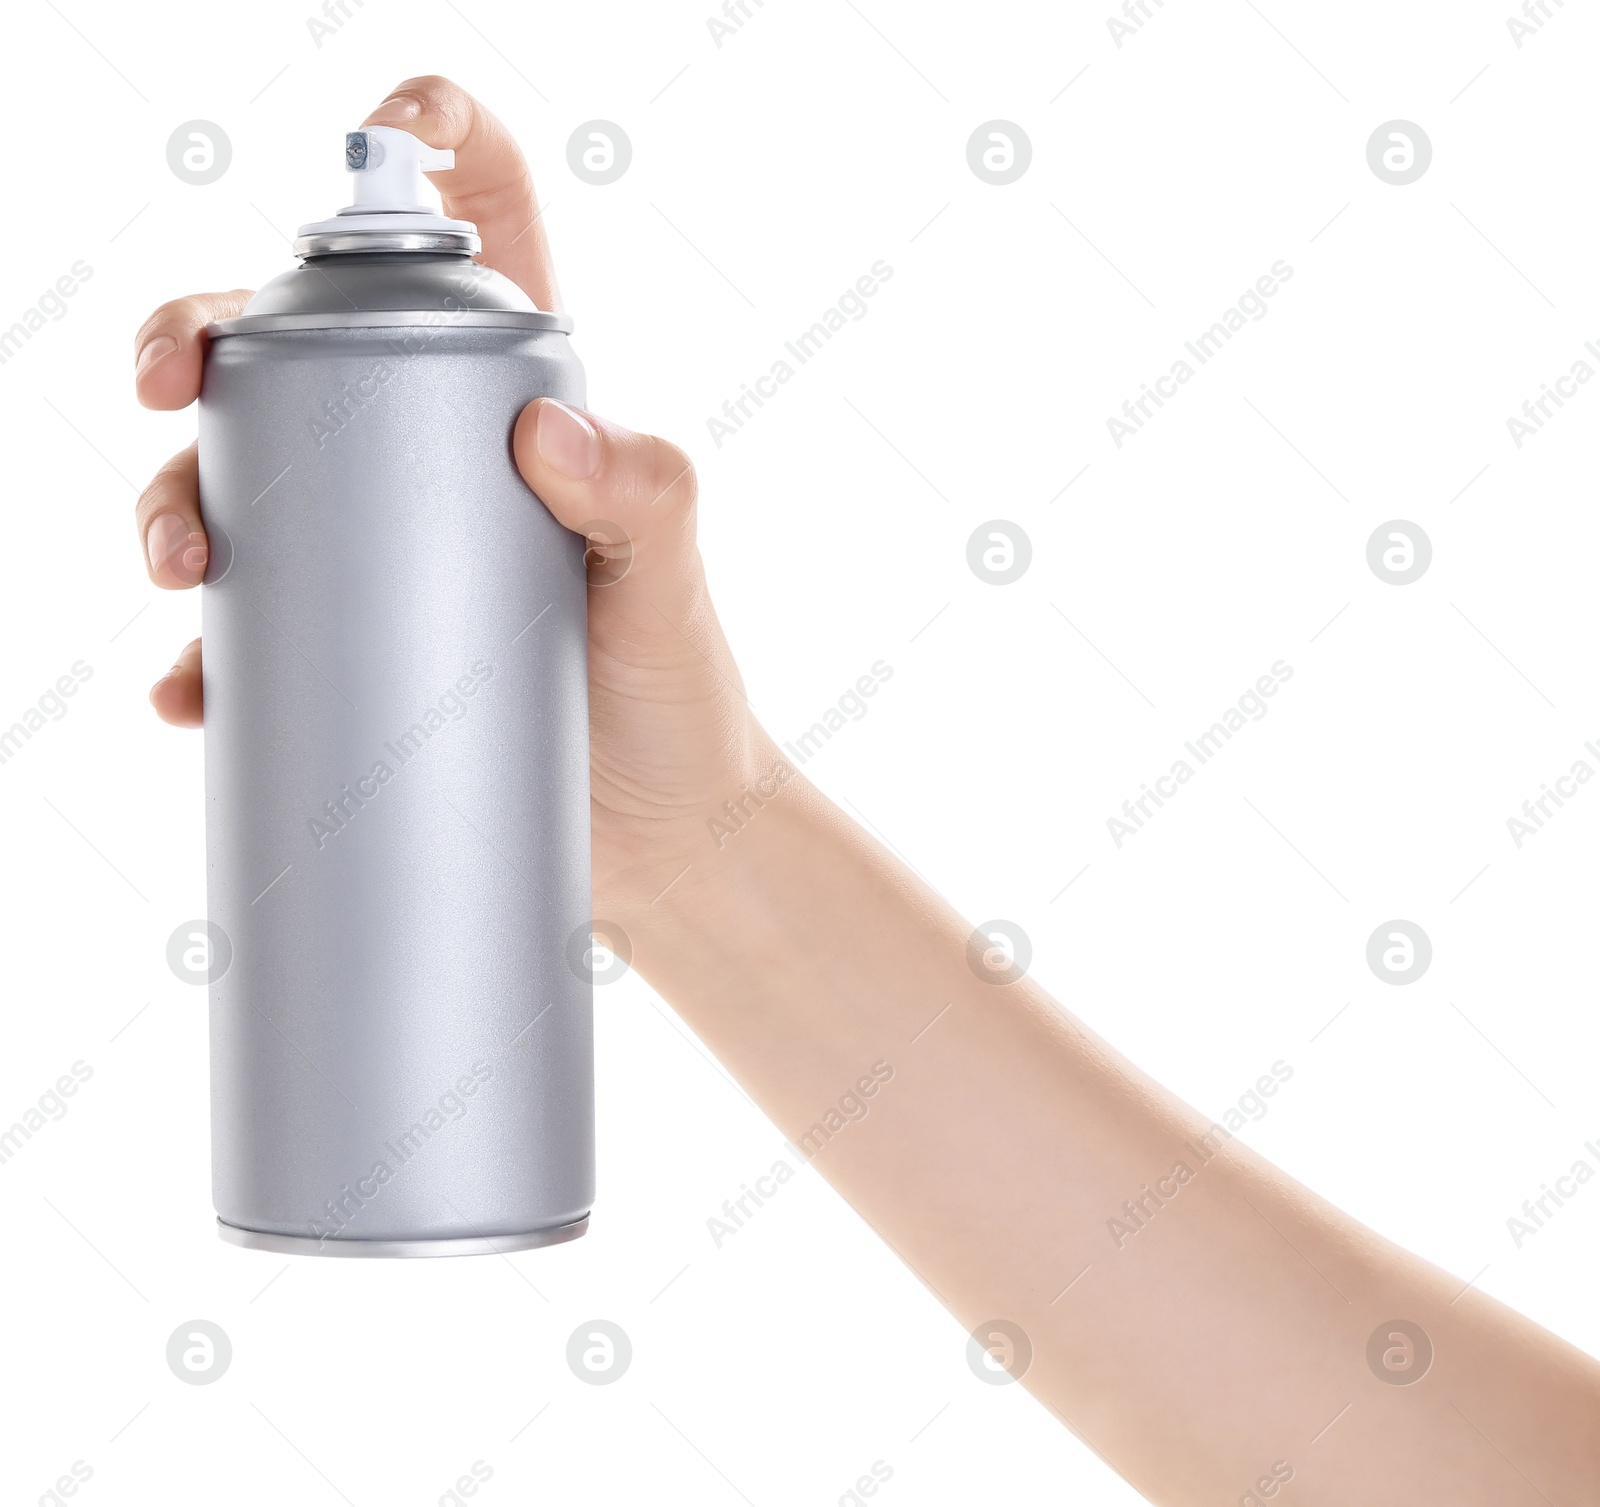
[134,77,1600,1506]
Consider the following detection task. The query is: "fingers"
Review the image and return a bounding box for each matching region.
[364,77,561,313]
[133,290,253,409]
[512,400,700,605]
[136,443,208,588]
[150,638,203,728]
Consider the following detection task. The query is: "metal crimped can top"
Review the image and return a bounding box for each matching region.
[207,254,575,338]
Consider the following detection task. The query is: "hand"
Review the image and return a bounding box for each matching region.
[127,80,1600,1507]
[133,76,762,917]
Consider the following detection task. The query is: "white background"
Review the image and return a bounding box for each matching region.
[2,0,1598,1502]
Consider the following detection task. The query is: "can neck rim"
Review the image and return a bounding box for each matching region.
[294,227,482,259]
[206,309,576,339]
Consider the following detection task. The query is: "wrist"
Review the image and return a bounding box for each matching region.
[604,722,811,943]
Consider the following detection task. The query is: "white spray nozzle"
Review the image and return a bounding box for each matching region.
[341,126,455,215]
[294,125,480,257]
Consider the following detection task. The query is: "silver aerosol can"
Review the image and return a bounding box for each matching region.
[198,127,593,1257]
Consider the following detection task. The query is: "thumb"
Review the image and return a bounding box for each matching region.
[512,398,707,628]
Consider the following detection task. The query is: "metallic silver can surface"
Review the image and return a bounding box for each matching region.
[198,244,593,1257]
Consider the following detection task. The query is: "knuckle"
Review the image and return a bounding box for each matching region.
[133,299,187,351]
[453,172,535,224]
[649,440,698,511]
[135,444,198,523]
[134,291,252,352]
[135,470,169,522]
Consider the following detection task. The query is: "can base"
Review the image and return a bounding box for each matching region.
[216,1215,589,1259]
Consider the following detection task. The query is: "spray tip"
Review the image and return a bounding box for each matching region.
[340,126,455,216]
[294,125,478,257]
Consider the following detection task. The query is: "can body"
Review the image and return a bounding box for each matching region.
[198,286,593,1255]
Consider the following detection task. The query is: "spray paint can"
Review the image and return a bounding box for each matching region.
[198,127,593,1256]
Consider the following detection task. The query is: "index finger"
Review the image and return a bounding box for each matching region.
[364,76,562,313]
[133,289,254,409]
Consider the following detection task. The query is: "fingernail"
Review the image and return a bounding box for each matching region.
[536,400,600,480]
[148,514,207,582]
[136,335,177,380]
[369,93,422,122]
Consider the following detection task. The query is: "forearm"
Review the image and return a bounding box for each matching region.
[133,68,1598,1507]
[616,729,1600,1506]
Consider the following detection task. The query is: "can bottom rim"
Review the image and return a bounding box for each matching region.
[216,1215,590,1259]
